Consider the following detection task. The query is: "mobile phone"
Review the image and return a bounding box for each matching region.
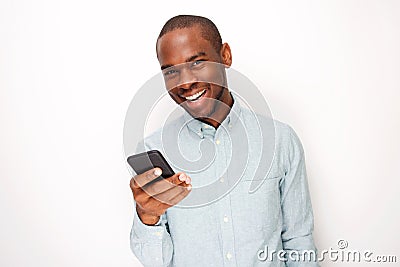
[127,150,175,182]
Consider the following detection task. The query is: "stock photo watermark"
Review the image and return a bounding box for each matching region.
[257,239,397,263]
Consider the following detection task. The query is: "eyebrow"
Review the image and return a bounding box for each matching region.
[161,52,207,70]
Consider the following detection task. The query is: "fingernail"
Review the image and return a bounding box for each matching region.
[154,168,162,176]
[187,184,192,190]
[185,176,191,184]
[179,173,186,182]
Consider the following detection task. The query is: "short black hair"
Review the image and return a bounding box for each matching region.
[157,15,222,54]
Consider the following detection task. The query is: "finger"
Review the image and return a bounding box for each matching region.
[143,172,189,196]
[167,185,192,206]
[131,168,163,189]
[164,172,191,185]
[132,186,149,206]
[152,182,192,206]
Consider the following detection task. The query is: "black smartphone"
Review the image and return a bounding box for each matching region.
[127,150,175,182]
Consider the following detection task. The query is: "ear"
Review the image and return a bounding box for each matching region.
[220,43,232,67]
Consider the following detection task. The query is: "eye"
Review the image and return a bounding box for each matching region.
[163,68,178,76]
[192,60,205,67]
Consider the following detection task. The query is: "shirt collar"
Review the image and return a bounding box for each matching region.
[183,92,242,138]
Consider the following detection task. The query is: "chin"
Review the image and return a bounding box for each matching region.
[184,105,212,119]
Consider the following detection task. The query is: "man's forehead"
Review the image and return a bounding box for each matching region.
[157,26,214,65]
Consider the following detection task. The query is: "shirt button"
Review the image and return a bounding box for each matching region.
[154,231,163,239]
[216,139,221,145]
[223,216,229,223]
[219,177,224,183]
[226,252,232,260]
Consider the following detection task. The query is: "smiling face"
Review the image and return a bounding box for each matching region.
[156,25,233,128]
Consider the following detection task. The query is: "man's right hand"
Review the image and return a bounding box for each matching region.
[130,168,192,225]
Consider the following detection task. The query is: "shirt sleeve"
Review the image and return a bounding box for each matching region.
[130,206,173,267]
[129,139,174,267]
[280,125,320,267]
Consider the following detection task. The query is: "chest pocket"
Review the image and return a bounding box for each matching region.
[231,175,282,236]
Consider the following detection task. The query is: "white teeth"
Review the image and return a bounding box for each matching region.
[184,89,206,101]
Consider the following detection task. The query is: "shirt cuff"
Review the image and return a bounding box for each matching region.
[132,210,165,241]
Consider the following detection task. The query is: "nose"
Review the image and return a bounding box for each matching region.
[177,67,197,91]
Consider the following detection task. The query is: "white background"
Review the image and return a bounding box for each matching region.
[1,0,399,266]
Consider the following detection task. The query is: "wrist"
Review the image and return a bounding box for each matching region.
[136,207,160,226]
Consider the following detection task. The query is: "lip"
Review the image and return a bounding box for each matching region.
[180,88,212,113]
[186,89,206,101]
[179,88,208,101]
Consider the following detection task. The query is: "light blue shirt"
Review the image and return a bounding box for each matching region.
[130,93,319,266]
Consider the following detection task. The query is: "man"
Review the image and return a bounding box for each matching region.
[129,15,318,266]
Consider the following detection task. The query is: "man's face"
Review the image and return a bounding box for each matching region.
[157,26,231,119]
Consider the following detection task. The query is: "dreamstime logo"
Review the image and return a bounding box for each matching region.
[123,62,275,208]
[257,239,398,263]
